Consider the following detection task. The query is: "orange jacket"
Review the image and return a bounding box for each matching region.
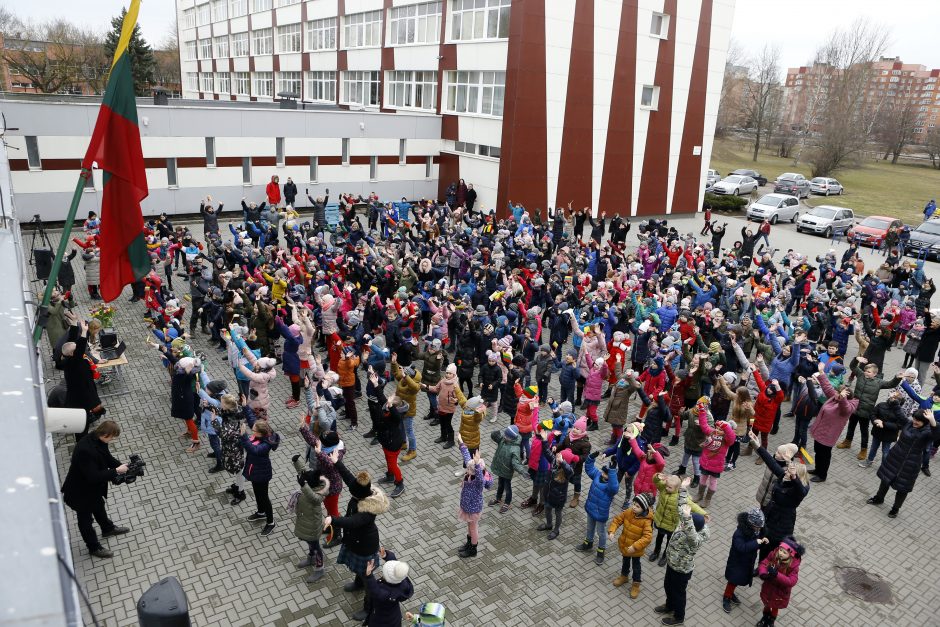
[337,355,360,388]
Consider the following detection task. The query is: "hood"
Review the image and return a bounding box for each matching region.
[358,487,391,515]
[378,576,414,602]
[265,433,281,451]
[736,511,759,536]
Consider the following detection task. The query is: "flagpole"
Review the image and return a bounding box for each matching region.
[32,169,90,345]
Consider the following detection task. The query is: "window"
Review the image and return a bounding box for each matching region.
[650,12,669,38]
[478,144,500,158]
[201,72,214,92]
[242,157,252,184]
[206,137,216,167]
[229,0,248,18]
[199,38,213,59]
[216,72,231,94]
[387,70,437,110]
[252,0,272,11]
[277,71,301,95]
[370,156,378,180]
[253,71,274,96]
[252,28,273,55]
[388,2,442,46]
[186,72,199,91]
[277,23,302,53]
[399,138,407,164]
[184,41,198,61]
[425,156,433,178]
[277,0,300,5]
[196,3,211,25]
[276,137,285,166]
[167,158,178,187]
[211,0,228,22]
[444,70,505,116]
[25,136,40,170]
[342,71,380,107]
[183,8,196,28]
[214,35,229,58]
[310,156,318,182]
[450,0,510,41]
[84,170,94,190]
[342,138,350,165]
[231,32,249,56]
[344,10,382,48]
[304,71,336,102]
[306,17,337,51]
[640,85,659,109]
[233,71,250,95]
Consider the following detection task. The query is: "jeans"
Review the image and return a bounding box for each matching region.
[496,476,513,504]
[621,556,642,582]
[427,392,438,415]
[520,433,531,461]
[792,417,811,449]
[585,514,607,549]
[404,416,416,451]
[560,383,575,406]
[74,498,115,550]
[664,566,693,621]
[813,442,833,480]
[208,433,222,461]
[845,413,870,448]
[680,450,701,477]
[438,411,455,443]
[545,505,563,531]
[867,437,893,464]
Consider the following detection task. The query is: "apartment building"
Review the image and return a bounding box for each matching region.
[177,0,735,216]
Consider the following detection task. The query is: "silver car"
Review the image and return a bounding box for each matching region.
[746,193,801,224]
[796,205,855,237]
[810,177,844,196]
[705,169,721,187]
[711,175,759,196]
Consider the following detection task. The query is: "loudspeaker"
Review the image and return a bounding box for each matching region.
[100,330,118,350]
[137,577,191,627]
[34,247,53,280]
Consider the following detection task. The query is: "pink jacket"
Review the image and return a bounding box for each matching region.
[809,375,859,447]
[758,553,801,609]
[628,437,665,496]
[584,362,609,402]
[697,407,736,474]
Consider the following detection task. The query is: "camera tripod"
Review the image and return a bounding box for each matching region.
[28,214,52,266]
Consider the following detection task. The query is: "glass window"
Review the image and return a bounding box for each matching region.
[233,71,250,95]
[370,156,378,180]
[641,85,659,109]
[253,0,272,11]
[650,12,669,38]
[277,23,302,53]
[229,0,248,18]
[342,70,380,107]
[200,72,214,92]
[216,72,231,94]
[387,70,437,110]
[185,40,198,61]
[252,28,273,55]
[388,2,442,46]
[305,71,336,102]
[214,35,229,58]
[25,136,40,169]
[196,3,211,25]
[211,0,228,22]
[343,10,382,48]
[183,8,196,28]
[425,155,433,178]
[231,32,250,56]
[242,157,252,184]
[206,137,216,167]
[399,138,407,164]
[277,71,301,95]
[167,158,178,187]
[306,17,337,51]
[186,72,199,91]
[310,156,318,183]
[342,138,350,165]
[277,0,300,5]
[276,137,285,166]
[199,38,213,59]
[444,70,505,116]
[450,0,509,41]
[252,71,274,97]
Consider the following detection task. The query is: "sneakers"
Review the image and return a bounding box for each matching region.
[362,430,376,439]
[922,466,932,477]
[209,464,224,473]
[344,578,364,592]
[442,441,454,449]
[630,582,641,599]
[101,526,130,537]
[305,569,325,584]
[612,575,629,587]
[836,439,852,449]
[657,554,667,567]
[722,597,732,613]
[286,399,300,409]
[351,609,369,622]
[724,462,735,471]
[856,448,868,460]
[730,593,741,605]
[433,436,447,444]
[536,523,551,531]
[454,469,465,477]
[866,495,884,505]
[90,547,113,559]
[587,422,599,432]
[391,483,406,498]
[499,503,510,513]
[648,549,660,563]
[858,459,873,468]
[547,530,559,540]
[247,512,267,522]
[401,450,417,462]
[653,604,673,615]
[887,508,899,518]
[810,476,826,483]
[378,473,395,485]
[661,617,684,626]
[260,522,277,536]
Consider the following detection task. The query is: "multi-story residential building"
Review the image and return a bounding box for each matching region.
[177,0,736,216]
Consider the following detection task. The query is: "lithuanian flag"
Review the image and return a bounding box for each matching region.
[81,0,149,302]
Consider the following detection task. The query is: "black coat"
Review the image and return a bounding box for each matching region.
[870,400,904,443]
[877,421,939,493]
[479,362,502,403]
[724,512,762,586]
[365,550,414,627]
[61,435,120,510]
[757,446,809,542]
[63,336,100,411]
[284,181,298,204]
[544,463,573,507]
[377,404,406,452]
[333,461,387,556]
[170,368,197,420]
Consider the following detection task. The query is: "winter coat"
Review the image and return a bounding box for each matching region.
[376,403,407,452]
[608,508,653,557]
[458,403,485,449]
[61,434,121,511]
[665,496,710,574]
[429,376,465,414]
[758,553,801,610]
[877,420,940,493]
[628,436,664,496]
[275,320,302,376]
[81,249,100,285]
[241,431,281,482]
[871,399,905,443]
[489,430,528,479]
[63,336,101,411]
[392,362,422,417]
[681,409,709,454]
[299,426,345,497]
[652,476,705,532]
[755,446,808,542]
[583,456,619,522]
[212,411,245,474]
[513,382,539,434]
[809,375,859,448]
[724,512,763,586]
[365,550,414,627]
[584,362,608,402]
[170,368,198,420]
[752,372,785,433]
[556,434,591,482]
[604,383,633,426]
[544,460,573,507]
[333,461,390,556]
[479,362,502,403]
[697,408,736,474]
[851,368,900,418]
[416,348,448,385]
[338,355,360,388]
[266,179,281,205]
[458,444,491,514]
[292,457,327,542]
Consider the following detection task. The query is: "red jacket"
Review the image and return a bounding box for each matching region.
[758,552,800,609]
[752,371,784,432]
[266,178,281,205]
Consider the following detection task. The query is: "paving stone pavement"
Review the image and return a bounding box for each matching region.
[34,214,940,627]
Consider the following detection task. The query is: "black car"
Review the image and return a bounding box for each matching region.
[731,168,767,186]
[904,220,940,260]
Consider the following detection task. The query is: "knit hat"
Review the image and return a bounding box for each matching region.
[465,396,483,411]
[558,401,573,415]
[402,328,413,340]
[722,372,738,385]
[320,294,335,309]
[256,357,276,370]
[320,431,340,454]
[539,344,551,353]
[570,417,588,440]
[431,338,443,350]
[474,304,487,315]
[382,560,410,585]
[523,385,538,398]
[346,470,372,501]
[903,367,919,378]
[445,364,457,376]
[746,507,765,529]
[633,492,653,514]
[775,442,799,462]
[486,350,499,362]
[829,362,845,376]
[289,323,301,337]
[504,425,520,440]
[691,513,706,531]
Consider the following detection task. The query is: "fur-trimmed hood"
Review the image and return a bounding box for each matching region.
[358,487,390,515]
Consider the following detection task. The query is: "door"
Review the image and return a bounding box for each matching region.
[836,210,852,232]
[782,197,798,220]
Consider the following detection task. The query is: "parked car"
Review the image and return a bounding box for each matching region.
[904,220,940,260]
[773,173,811,198]
[711,175,759,196]
[746,193,801,223]
[796,205,855,238]
[705,169,721,187]
[810,177,844,196]
[730,169,767,186]
[846,216,903,248]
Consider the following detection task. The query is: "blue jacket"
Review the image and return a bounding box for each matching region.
[656,305,678,333]
[240,431,281,482]
[831,322,853,356]
[604,436,643,477]
[559,362,578,388]
[274,319,301,376]
[690,279,718,308]
[757,314,802,385]
[583,456,620,521]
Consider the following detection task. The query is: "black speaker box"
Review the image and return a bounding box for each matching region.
[34,247,53,280]
[137,577,191,627]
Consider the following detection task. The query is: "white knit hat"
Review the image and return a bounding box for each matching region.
[382,560,410,584]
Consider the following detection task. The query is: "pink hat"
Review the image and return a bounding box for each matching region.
[289,324,301,336]
[574,416,587,432]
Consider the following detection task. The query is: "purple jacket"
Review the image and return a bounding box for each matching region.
[584,362,609,401]
[458,443,491,514]
[809,375,859,447]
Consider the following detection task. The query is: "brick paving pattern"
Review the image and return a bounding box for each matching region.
[37,214,940,626]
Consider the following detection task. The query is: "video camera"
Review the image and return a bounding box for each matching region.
[112,454,146,485]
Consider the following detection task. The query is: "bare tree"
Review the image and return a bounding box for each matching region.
[0,18,99,94]
[744,45,782,161]
[154,15,180,90]
[924,127,940,170]
[716,39,747,136]
[874,97,919,164]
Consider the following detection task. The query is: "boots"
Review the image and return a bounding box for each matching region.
[669,435,680,446]
[458,542,477,558]
[836,439,852,449]
[391,482,406,498]
[205,461,223,473]
[324,532,343,548]
[225,483,237,495]
[594,548,605,565]
[401,450,417,462]
[676,465,687,477]
[857,448,868,460]
[569,493,580,508]
[533,503,544,516]
[648,549,660,563]
[701,489,715,509]
[630,582,641,599]
[343,575,365,592]
[690,475,700,489]
[297,555,316,568]
[612,575,629,587]
[458,534,471,553]
[692,484,707,503]
[378,472,395,485]
[576,540,593,552]
[305,568,325,583]
[742,444,754,456]
[230,489,246,506]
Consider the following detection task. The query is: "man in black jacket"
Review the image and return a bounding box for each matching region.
[283,177,298,206]
[61,420,131,558]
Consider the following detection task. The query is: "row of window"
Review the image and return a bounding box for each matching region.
[182,0,509,49]
[184,0,297,26]
[185,70,506,115]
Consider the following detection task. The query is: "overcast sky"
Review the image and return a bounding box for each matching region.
[10,0,940,73]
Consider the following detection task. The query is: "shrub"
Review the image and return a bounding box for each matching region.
[703,193,746,212]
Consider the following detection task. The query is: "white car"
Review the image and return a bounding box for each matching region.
[796,205,855,237]
[746,193,801,224]
[810,177,844,196]
[711,175,758,196]
[705,169,721,187]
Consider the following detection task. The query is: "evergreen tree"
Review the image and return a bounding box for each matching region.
[104,7,155,96]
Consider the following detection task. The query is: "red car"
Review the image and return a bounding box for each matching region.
[847,215,903,248]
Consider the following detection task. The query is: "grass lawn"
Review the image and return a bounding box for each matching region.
[709,138,940,224]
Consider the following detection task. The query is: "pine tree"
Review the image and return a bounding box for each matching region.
[104,7,155,96]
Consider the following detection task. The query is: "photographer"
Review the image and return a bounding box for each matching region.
[61,420,131,559]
